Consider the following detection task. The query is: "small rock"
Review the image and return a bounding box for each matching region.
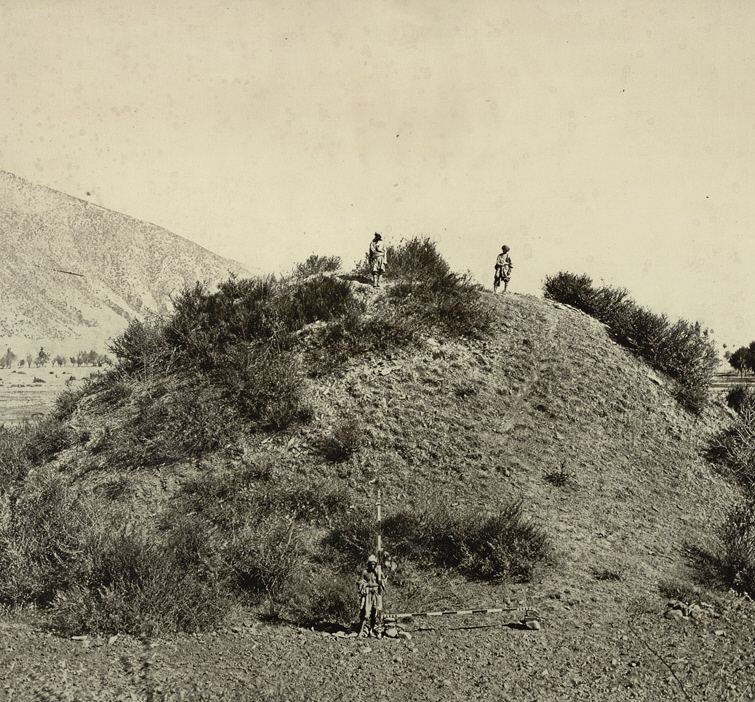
[107,635,118,645]
[71,635,88,641]
[398,631,412,640]
[525,620,541,630]
[714,630,725,636]
[664,609,684,621]
[361,646,373,654]
[384,628,399,638]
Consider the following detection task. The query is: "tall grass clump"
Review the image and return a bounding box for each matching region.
[294,254,342,278]
[543,271,718,413]
[0,425,32,488]
[317,418,363,462]
[1,462,352,634]
[711,394,755,490]
[328,498,549,583]
[51,515,230,637]
[101,271,369,461]
[718,501,755,597]
[386,238,491,338]
[726,386,755,416]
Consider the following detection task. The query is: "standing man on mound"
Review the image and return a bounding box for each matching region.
[494,245,513,293]
[369,232,387,288]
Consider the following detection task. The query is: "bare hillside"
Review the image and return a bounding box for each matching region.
[0,170,252,352]
[0,286,749,701]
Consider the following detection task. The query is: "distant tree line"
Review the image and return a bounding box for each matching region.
[0,347,110,369]
[726,343,755,376]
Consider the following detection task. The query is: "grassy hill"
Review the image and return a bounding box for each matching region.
[0,244,752,701]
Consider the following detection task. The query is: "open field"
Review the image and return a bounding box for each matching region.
[0,367,99,425]
[711,371,755,391]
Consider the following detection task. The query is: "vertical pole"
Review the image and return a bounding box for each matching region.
[376,487,384,634]
[376,488,382,558]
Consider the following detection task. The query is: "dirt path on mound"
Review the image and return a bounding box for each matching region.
[496,300,560,437]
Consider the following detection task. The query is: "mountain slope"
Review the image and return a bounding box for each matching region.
[0,170,252,351]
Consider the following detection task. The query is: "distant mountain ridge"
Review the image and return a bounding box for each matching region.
[0,170,253,353]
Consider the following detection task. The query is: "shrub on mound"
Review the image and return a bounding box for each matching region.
[328,499,549,583]
[726,386,755,416]
[543,271,718,413]
[719,501,755,597]
[0,425,32,488]
[712,403,755,490]
[294,254,342,278]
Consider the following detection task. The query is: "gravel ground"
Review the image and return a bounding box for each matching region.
[2,586,753,701]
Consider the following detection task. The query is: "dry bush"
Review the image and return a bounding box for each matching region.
[543,271,718,413]
[0,472,231,636]
[294,254,342,278]
[385,237,451,281]
[108,317,172,376]
[105,379,240,469]
[286,569,359,626]
[0,468,80,606]
[317,418,363,462]
[543,272,596,310]
[51,515,230,637]
[225,515,302,603]
[23,415,75,466]
[328,498,550,583]
[712,405,755,490]
[283,275,357,328]
[0,425,32,488]
[727,386,755,415]
[719,501,755,597]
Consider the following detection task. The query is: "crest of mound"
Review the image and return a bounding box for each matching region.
[0,170,253,352]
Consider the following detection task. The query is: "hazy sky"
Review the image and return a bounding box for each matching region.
[1,0,753,347]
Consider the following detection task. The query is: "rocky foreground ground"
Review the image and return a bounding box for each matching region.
[1,582,754,701]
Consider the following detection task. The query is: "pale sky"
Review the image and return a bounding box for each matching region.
[1,0,753,348]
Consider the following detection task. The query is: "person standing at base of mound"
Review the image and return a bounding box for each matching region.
[358,554,385,637]
[494,245,513,293]
[369,232,387,288]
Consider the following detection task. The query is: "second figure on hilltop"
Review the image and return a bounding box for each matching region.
[494,245,513,293]
[369,233,387,288]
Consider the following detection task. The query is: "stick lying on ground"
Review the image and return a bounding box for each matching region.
[385,607,542,626]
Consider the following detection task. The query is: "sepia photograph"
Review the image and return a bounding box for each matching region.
[0,1,753,699]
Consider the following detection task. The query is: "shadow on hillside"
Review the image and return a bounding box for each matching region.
[682,543,728,591]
